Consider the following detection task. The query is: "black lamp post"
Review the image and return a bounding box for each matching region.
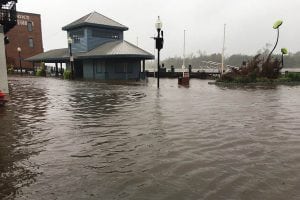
[68,37,74,79]
[155,16,163,88]
[17,47,22,75]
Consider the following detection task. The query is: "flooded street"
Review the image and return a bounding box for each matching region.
[1,76,300,200]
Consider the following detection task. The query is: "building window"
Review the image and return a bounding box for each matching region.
[28,38,34,48]
[115,63,132,73]
[27,22,33,32]
[73,35,81,43]
[92,29,120,39]
[70,29,84,43]
[95,61,105,73]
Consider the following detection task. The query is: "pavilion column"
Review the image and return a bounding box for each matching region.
[32,62,35,75]
[142,59,146,79]
[142,59,145,72]
[55,63,58,77]
[60,63,63,76]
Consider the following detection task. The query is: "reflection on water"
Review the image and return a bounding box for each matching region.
[1,77,300,199]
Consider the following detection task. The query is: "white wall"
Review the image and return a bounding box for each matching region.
[0,26,9,94]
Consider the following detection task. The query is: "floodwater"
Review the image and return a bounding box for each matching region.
[1,76,300,200]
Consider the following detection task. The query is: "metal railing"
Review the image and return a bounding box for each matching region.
[0,0,17,33]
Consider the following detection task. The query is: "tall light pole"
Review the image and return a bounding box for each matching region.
[17,47,22,76]
[268,20,283,60]
[155,16,163,88]
[68,37,74,79]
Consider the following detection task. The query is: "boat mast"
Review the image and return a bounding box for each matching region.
[221,24,226,75]
[182,29,186,73]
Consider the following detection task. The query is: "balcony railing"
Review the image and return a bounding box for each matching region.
[0,0,17,33]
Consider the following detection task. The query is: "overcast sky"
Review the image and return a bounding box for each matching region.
[18,0,300,59]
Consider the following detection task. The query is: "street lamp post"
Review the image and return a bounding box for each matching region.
[68,37,74,79]
[281,48,288,68]
[17,47,22,75]
[155,16,163,88]
[268,20,283,60]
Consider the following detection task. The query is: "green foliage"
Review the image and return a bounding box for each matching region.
[36,68,46,77]
[63,70,72,80]
[36,62,46,77]
[7,64,14,74]
[286,72,300,81]
[233,76,252,84]
[256,77,272,83]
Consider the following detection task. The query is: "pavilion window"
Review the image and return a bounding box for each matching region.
[70,29,84,43]
[115,63,132,73]
[95,61,105,73]
[92,29,120,39]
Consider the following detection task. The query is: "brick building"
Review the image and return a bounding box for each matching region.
[5,11,43,70]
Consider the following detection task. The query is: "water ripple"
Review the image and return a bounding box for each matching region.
[1,77,300,199]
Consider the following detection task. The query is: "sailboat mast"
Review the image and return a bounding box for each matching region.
[221,24,226,75]
[183,29,186,69]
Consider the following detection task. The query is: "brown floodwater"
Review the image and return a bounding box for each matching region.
[1,76,300,200]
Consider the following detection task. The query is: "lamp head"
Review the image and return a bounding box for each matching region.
[273,20,283,29]
[281,48,288,55]
[17,47,21,52]
[155,16,162,31]
[68,37,73,44]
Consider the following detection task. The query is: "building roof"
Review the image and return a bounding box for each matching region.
[26,40,154,62]
[26,48,70,62]
[62,11,128,31]
[80,40,154,59]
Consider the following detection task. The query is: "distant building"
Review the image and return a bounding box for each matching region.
[5,11,43,70]
[27,12,154,80]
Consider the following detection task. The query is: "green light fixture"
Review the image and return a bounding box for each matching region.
[273,20,283,29]
[281,48,288,55]
[268,20,283,60]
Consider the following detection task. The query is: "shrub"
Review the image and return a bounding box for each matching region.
[7,65,14,74]
[233,76,251,83]
[287,72,300,81]
[218,54,282,83]
[36,62,46,77]
[63,70,72,80]
[217,72,235,82]
[36,68,46,77]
